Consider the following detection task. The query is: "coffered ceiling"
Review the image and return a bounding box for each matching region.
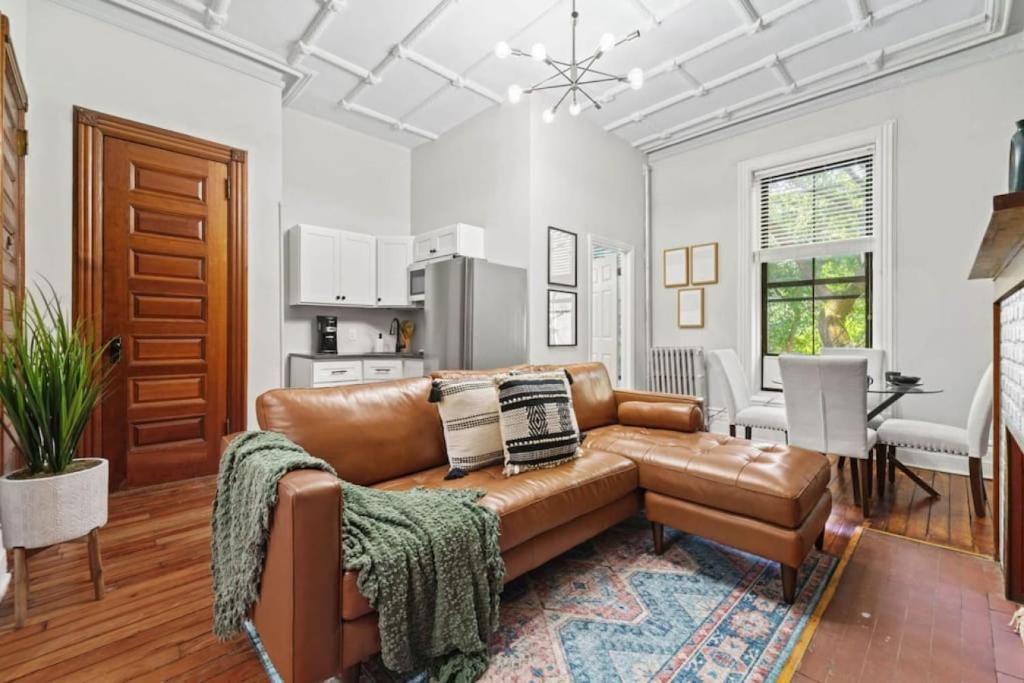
[65,0,1018,150]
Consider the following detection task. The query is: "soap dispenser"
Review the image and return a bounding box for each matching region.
[374,333,386,353]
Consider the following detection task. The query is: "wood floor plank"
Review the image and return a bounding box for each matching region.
[0,462,997,680]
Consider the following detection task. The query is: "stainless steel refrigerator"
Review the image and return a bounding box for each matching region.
[423,257,528,372]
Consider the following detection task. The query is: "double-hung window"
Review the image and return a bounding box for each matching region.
[756,152,876,390]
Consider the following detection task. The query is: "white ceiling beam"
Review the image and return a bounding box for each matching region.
[302,44,375,81]
[626,0,661,27]
[204,0,231,30]
[341,0,459,103]
[635,9,993,152]
[397,0,563,122]
[728,0,763,33]
[339,100,439,141]
[584,0,816,112]
[290,0,348,67]
[395,45,503,103]
[606,0,923,133]
[845,0,872,31]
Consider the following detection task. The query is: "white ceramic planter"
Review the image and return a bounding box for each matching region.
[0,458,108,550]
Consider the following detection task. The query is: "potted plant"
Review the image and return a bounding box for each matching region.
[0,285,112,551]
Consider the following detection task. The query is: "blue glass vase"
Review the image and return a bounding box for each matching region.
[1012,119,1024,193]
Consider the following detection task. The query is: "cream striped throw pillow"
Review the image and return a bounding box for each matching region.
[495,371,581,477]
[430,377,505,479]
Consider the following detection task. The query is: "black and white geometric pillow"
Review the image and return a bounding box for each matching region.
[431,377,506,478]
[495,371,581,477]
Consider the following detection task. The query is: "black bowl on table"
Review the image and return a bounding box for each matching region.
[889,375,921,386]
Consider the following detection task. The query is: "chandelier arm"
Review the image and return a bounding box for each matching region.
[575,77,627,86]
[546,61,577,85]
[552,86,573,113]
[528,82,583,92]
[577,86,603,110]
[526,71,568,92]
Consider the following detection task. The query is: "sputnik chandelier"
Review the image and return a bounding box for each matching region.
[494,0,644,122]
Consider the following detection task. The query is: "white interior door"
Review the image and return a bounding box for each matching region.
[591,253,619,386]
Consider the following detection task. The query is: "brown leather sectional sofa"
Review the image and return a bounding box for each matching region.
[240,362,831,683]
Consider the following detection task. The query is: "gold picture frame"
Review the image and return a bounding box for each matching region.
[677,287,705,328]
[663,246,689,287]
[689,242,719,285]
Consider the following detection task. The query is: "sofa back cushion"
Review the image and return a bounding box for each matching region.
[534,362,618,432]
[256,378,447,485]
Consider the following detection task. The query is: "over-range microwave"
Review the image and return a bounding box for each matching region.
[408,263,426,302]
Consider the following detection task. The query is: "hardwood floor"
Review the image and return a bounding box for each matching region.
[0,458,1002,681]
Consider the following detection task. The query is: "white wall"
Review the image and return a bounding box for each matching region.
[0,0,28,65]
[281,108,418,362]
[528,99,647,378]
[411,101,647,378]
[25,1,283,427]
[651,48,1024,427]
[411,104,532,269]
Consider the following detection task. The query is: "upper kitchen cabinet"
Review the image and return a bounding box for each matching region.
[412,223,486,263]
[375,236,413,306]
[289,224,342,305]
[337,231,376,306]
[289,225,374,306]
[289,225,413,308]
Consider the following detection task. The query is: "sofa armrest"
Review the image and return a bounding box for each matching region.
[220,431,246,456]
[250,470,341,683]
[613,389,703,408]
[618,401,705,433]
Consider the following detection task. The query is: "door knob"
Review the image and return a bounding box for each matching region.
[109,336,122,364]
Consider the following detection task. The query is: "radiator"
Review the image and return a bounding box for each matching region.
[647,347,706,401]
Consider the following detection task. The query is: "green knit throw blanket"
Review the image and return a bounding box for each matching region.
[211,431,505,683]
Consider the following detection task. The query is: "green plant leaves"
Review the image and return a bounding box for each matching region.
[0,283,112,475]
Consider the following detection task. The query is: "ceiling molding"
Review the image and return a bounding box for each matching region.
[639,0,1009,152]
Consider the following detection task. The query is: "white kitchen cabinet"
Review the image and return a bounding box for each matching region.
[289,355,426,388]
[412,223,486,263]
[338,231,376,306]
[290,225,375,306]
[375,237,413,306]
[289,224,342,305]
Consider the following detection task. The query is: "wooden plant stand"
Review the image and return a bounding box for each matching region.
[11,527,104,628]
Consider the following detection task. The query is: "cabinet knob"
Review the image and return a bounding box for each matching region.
[335,295,341,300]
[429,248,437,254]
[341,295,346,301]
[377,297,381,302]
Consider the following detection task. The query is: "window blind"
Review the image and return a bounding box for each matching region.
[758,153,874,252]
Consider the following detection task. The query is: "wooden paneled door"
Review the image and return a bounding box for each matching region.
[0,13,26,476]
[74,109,247,489]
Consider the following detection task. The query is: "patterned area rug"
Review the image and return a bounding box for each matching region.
[354,514,838,682]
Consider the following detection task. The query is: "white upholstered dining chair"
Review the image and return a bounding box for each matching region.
[876,364,993,517]
[779,354,879,517]
[707,348,787,439]
[820,347,886,426]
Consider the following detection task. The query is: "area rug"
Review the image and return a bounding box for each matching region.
[352,514,841,682]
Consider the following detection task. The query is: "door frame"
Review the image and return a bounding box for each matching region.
[72,107,248,488]
[586,234,634,389]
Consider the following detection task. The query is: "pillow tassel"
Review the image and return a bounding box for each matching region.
[428,381,443,403]
[564,369,574,385]
[444,467,468,480]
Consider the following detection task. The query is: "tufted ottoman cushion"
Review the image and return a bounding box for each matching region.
[585,427,830,529]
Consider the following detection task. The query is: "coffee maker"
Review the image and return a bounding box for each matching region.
[316,315,338,354]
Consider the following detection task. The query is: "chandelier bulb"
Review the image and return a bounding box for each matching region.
[628,67,644,90]
[542,108,556,124]
[494,41,511,59]
[599,33,616,53]
[569,102,582,117]
[531,43,547,62]
[507,84,523,104]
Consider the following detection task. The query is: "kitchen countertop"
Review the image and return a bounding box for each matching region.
[289,352,425,360]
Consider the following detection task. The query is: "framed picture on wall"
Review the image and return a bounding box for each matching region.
[548,227,578,288]
[690,242,719,285]
[677,287,704,329]
[548,289,577,346]
[663,247,689,287]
